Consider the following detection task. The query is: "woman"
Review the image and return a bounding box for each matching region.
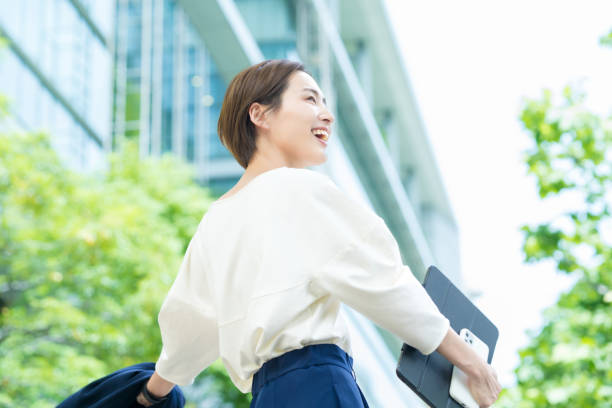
[136,59,501,407]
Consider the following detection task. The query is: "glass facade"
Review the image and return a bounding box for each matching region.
[113,0,230,172]
[234,0,299,60]
[0,0,112,172]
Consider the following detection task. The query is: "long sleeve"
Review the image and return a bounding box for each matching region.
[155,226,219,386]
[296,172,450,355]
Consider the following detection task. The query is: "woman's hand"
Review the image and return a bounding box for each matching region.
[436,328,502,408]
[136,371,175,407]
[136,389,155,407]
[466,361,502,407]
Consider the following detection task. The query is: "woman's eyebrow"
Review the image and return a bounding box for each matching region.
[303,88,327,106]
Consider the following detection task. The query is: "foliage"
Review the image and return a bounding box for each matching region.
[0,37,7,117]
[497,29,612,407]
[0,127,250,407]
[0,95,8,117]
[600,28,612,47]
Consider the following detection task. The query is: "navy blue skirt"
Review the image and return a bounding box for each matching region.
[250,344,369,408]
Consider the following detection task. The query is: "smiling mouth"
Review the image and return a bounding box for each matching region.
[312,129,329,141]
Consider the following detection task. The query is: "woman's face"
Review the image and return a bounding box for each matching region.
[256,71,335,168]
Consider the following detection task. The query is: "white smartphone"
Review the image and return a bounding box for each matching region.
[449,328,490,408]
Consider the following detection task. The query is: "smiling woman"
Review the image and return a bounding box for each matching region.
[135,59,499,408]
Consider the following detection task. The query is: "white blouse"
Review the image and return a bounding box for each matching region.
[155,166,450,393]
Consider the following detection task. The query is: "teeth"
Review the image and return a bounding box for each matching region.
[312,129,329,141]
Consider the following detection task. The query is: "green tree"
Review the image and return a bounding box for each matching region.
[0,123,250,406]
[498,29,612,407]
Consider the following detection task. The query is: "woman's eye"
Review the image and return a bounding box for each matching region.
[307,96,316,103]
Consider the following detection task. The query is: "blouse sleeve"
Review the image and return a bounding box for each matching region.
[298,172,450,355]
[155,226,219,386]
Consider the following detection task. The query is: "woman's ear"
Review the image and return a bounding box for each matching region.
[248,103,270,131]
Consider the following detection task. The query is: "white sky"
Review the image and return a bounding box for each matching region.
[384,0,612,387]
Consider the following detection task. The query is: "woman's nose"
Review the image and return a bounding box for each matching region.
[319,106,335,124]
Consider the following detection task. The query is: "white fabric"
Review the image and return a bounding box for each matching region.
[155,166,450,392]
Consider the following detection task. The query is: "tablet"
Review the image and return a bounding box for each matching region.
[395,265,499,408]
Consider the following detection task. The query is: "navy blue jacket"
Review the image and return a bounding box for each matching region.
[57,362,185,408]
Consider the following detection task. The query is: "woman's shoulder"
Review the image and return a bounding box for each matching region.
[277,167,334,192]
[260,167,343,214]
[278,168,375,220]
[252,167,333,202]
[274,167,330,182]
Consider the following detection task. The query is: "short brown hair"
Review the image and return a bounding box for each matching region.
[217,59,306,169]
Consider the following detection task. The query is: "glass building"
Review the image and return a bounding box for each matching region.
[113,0,462,406]
[0,0,113,172]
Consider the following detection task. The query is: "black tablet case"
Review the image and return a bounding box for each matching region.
[396,265,499,408]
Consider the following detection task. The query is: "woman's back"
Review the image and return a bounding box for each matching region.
[155,166,451,394]
[204,167,353,391]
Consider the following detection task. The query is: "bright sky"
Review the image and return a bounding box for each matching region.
[385,0,612,387]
